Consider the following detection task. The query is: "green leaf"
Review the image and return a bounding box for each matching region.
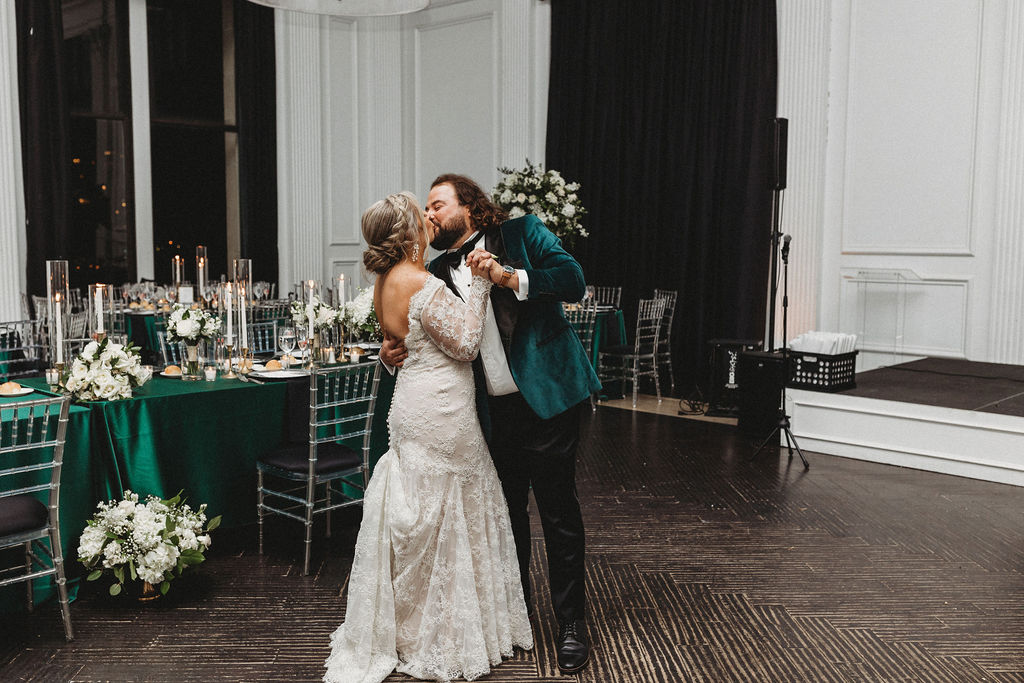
[87,570,103,582]
[113,566,125,583]
[129,561,137,581]
[206,515,222,532]
[160,581,170,595]
[109,583,122,596]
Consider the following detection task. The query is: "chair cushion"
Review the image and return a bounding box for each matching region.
[258,441,362,475]
[0,495,47,538]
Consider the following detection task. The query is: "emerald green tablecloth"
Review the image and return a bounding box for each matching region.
[1,365,394,612]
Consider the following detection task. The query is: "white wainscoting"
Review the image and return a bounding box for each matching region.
[275,0,549,291]
[779,0,1023,371]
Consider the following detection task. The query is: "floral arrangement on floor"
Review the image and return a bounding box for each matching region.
[61,337,152,401]
[165,303,221,344]
[290,294,340,332]
[492,159,588,248]
[78,490,221,597]
[342,286,381,342]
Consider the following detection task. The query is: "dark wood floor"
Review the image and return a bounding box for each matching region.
[2,405,1023,682]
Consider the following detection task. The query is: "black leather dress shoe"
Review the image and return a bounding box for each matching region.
[556,620,590,673]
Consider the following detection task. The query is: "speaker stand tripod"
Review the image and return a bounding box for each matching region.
[752,234,809,470]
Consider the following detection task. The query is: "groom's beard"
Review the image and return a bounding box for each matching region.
[429,213,471,251]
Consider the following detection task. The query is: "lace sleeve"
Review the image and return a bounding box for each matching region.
[420,276,493,361]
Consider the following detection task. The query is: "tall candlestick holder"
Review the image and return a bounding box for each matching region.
[239,347,253,375]
[46,260,69,367]
[222,343,237,379]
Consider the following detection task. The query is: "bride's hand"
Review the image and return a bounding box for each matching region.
[466,248,499,283]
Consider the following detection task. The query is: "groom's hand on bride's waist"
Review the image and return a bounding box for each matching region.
[380,333,408,369]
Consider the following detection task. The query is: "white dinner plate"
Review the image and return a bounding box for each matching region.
[250,368,308,379]
[159,371,182,378]
[126,309,157,315]
[0,386,34,397]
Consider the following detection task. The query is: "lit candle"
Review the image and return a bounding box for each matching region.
[337,273,346,307]
[54,292,64,364]
[307,280,315,341]
[225,283,233,345]
[94,286,105,334]
[240,283,248,349]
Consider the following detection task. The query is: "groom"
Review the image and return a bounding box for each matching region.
[381,173,600,673]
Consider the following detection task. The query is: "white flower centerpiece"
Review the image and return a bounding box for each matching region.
[290,294,340,363]
[78,490,221,598]
[492,159,588,249]
[61,338,152,401]
[165,304,221,380]
[341,286,381,343]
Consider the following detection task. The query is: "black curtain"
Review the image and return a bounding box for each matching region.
[235,0,277,285]
[16,0,70,299]
[546,0,778,395]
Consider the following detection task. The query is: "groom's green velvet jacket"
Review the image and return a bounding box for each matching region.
[429,214,601,435]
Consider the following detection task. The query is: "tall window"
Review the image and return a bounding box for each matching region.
[62,0,134,288]
[19,0,276,295]
[146,0,233,282]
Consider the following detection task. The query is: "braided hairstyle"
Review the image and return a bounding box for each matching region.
[361,191,424,275]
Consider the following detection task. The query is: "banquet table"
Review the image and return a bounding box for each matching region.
[0,362,394,611]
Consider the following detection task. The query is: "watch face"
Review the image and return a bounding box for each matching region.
[503,265,515,274]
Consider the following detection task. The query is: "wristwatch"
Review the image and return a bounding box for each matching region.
[497,264,515,288]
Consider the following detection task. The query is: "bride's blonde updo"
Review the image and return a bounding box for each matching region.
[361,191,425,275]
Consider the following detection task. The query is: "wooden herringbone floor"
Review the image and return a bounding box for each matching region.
[2,403,1022,682]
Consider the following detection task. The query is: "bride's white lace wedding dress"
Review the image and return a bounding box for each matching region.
[324,274,533,683]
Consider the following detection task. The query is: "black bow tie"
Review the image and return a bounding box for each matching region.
[439,232,483,269]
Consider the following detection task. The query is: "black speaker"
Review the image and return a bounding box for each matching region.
[772,117,788,191]
[706,339,761,417]
[737,350,785,436]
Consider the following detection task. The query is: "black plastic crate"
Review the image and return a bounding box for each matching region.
[787,350,857,392]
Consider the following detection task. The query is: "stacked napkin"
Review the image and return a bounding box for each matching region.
[788,331,857,355]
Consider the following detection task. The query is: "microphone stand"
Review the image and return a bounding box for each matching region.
[752,236,809,470]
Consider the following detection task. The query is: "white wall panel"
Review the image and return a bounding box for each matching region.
[408,4,499,193]
[843,0,983,255]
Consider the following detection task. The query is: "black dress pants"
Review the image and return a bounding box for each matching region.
[488,392,586,625]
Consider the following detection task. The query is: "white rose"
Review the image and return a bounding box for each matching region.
[561,204,576,217]
[508,206,526,219]
[516,193,527,203]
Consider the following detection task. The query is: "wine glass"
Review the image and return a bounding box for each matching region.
[296,332,309,368]
[278,326,296,368]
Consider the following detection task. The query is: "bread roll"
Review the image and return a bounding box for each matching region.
[265,359,282,371]
[0,381,22,395]
[164,365,181,375]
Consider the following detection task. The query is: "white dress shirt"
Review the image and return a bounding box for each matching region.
[447,232,528,396]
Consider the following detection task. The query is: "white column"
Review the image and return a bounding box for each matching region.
[128,0,154,280]
[359,16,402,204]
[499,1,532,171]
[776,0,833,343]
[0,1,26,320]
[989,3,1024,363]
[276,9,326,292]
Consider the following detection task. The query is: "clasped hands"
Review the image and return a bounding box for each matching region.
[381,248,499,368]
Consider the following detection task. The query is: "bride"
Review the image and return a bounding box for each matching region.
[324,192,533,683]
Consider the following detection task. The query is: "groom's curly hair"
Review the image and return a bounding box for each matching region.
[431,173,508,232]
